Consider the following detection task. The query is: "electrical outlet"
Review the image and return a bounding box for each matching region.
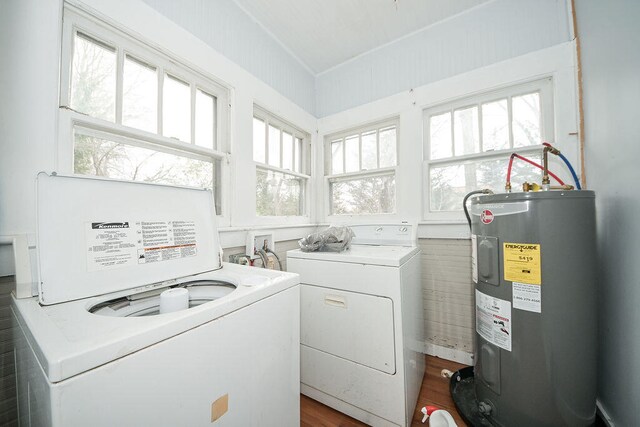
[246,232,274,260]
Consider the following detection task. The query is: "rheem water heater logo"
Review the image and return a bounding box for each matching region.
[481,209,494,224]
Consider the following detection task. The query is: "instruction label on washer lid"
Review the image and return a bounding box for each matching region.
[503,243,541,285]
[138,221,197,265]
[86,221,197,272]
[471,235,478,284]
[476,290,512,351]
[513,282,541,313]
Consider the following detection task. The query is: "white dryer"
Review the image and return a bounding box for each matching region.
[12,173,300,427]
[287,224,425,427]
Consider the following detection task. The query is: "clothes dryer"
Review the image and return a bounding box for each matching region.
[287,224,424,427]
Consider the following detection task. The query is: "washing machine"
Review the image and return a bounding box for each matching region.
[287,224,424,427]
[12,173,300,427]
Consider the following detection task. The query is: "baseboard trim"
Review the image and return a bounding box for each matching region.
[424,343,473,366]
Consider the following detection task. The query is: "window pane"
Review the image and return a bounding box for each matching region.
[430,164,466,212]
[294,137,302,173]
[195,89,215,149]
[163,74,191,142]
[429,113,452,160]
[253,118,265,163]
[256,169,302,216]
[331,174,395,215]
[379,126,397,168]
[482,99,509,152]
[331,140,343,174]
[361,131,377,170]
[454,106,480,156]
[345,135,359,173]
[512,92,541,147]
[282,132,293,170]
[73,132,220,209]
[71,33,116,121]
[268,125,281,167]
[123,55,157,133]
[429,154,542,212]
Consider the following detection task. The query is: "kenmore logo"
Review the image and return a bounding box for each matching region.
[92,222,130,229]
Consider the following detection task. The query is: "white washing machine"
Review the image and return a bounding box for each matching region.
[12,173,300,427]
[287,224,425,427]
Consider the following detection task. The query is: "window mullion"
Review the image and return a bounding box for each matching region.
[376,129,380,168]
[342,138,346,174]
[478,102,484,153]
[115,48,124,124]
[449,109,455,156]
[264,119,269,165]
[157,68,164,135]
[292,133,296,172]
[190,83,196,144]
[279,128,283,168]
[358,133,362,171]
[508,96,514,148]
[212,95,218,151]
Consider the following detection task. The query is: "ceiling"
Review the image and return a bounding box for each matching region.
[232,0,491,75]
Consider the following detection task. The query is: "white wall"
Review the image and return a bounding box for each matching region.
[142,0,316,115]
[315,0,571,117]
[577,1,640,425]
[0,0,61,241]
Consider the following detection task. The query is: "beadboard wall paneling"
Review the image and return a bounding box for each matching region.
[316,0,570,117]
[420,238,474,354]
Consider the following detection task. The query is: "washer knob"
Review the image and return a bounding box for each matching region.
[399,226,408,232]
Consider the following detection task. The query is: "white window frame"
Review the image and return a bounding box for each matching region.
[58,4,232,225]
[324,118,399,219]
[423,78,554,221]
[252,105,311,223]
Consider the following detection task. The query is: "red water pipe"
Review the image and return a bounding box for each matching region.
[506,153,565,186]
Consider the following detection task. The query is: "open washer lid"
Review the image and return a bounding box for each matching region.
[36,173,221,305]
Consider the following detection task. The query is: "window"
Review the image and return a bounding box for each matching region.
[253,107,310,217]
[59,6,230,216]
[424,79,553,215]
[325,120,398,215]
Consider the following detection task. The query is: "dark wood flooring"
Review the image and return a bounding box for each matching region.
[300,354,468,426]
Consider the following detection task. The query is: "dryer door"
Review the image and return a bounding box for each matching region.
[300,284,395,374]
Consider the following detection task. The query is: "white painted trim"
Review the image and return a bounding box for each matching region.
[424,342,474,366]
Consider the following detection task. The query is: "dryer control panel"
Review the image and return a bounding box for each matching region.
[350,224,415,247]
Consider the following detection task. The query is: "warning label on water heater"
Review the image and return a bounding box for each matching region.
[513,282,542,313]
[86,220,197,271]
[476,290,512,351]
[503,242,541,285]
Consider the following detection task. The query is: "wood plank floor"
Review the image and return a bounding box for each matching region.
[300,355,469,426]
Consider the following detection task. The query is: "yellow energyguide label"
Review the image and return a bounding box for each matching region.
[503,243,541,285]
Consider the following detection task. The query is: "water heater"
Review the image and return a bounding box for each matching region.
[466,190,597,426]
